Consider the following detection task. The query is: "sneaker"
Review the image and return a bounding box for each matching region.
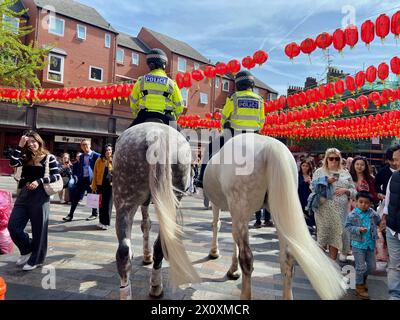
[62,215,73,222]
[86,215,98,221]
[16,253,31,266]
[22,263,42,271]
[253,221,262,228]
[102,225,109,230]
[97,223,105,230]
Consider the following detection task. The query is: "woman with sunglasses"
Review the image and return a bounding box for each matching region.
[311,148,356,261]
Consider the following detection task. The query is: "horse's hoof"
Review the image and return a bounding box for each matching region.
[208,250,219,260]
[149,284,164,298]
[227,271,241,280]
[208,252,220,260]
[142,255,153,265]
[120,284,132,300]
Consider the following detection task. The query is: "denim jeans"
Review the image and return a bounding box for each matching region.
[386,230,400,300]
[352,247,376,285]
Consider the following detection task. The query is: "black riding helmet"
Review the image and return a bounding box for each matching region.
[146,48,168,70]
[235,70,255,91]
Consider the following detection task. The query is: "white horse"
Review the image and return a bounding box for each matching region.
[113,123,200,300]
[203,133,346,300]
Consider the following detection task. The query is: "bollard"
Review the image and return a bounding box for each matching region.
[0,277,6,300]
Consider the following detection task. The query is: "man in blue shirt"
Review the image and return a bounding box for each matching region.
[63,139,100,222]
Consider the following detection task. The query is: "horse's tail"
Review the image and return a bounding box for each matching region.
[264,139,346,300]
[148,129,200,288]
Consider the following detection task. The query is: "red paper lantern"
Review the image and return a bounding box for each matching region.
[183,72,192,88]
[253,50,268,65]
[319,85,328,100]
[227,59,241,74]
[205,113,212,119]
[334,79,345,95]
[390,56,400,76]
[391,11,400,38]
[315,32,332,50]
[326,83,336,98]
[361,20,375,46]
[345,76,357,92]
[344,25,359,48]
[204,66,216,79]
[284,42,300,60]
[192,69,204,82]
[345,98,357,113]
[242,56,256,70]
[175,73,185,89]
[215,62,228,76]
[378,62,389,81]
[357,95,369,111]
[300,38,317,55]
[355,71,366,88]
[376,14,390,40]
[332,29,346,52]
[213,111,222,120]
[366,65,377,83]
[368,92,380,106]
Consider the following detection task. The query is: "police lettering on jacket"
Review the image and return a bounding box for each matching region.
[144,75,168,85]
[237,99,260,109]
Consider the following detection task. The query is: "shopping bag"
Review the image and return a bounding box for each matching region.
[86,193,101,210]
[375,230,389,262]
[0,189,13,255]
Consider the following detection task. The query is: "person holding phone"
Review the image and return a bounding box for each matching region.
[311,148,356,261]
[8,131,61,270]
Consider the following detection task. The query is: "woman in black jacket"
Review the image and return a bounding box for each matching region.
[8,131,61,271]
[298,160,315,234]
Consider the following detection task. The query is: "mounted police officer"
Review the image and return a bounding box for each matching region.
[129,48,186,128]
[194,70,265,188]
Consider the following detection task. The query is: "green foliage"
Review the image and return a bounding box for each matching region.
[0,0,50,88]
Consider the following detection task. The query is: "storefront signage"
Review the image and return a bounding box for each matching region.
[54,136,91,144]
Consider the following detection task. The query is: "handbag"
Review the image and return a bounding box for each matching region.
[43,155,64,196]
[86,193,101,209]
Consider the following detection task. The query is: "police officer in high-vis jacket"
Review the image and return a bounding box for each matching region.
[129,48,186,128]
[194,70,265,188]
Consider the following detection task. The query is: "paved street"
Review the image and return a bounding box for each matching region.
[0,176,389,300]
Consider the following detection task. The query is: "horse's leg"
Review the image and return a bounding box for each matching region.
[227,241,241,280]
[140,205,153,265]
[278,232,296,300]
[232,216,253,300]
[115,205,137,300]
[209,204,221,259]
[149,233,164,298]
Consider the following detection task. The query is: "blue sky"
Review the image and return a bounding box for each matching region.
[78,0,400,96]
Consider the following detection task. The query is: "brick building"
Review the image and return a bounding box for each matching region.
[0,0,277,174]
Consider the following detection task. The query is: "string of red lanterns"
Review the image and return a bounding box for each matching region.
[0,83,134,103]
[265,56,400,113]
[261,109,400,140]
[284,11,400,60]
[175,49,269,89]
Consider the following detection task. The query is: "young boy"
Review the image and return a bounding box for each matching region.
[345,191,381,299]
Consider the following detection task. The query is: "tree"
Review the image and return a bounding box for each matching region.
[0,0,49,88]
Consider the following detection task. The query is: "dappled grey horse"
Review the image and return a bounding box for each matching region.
[203,134,346,300]
[113,123,200,299]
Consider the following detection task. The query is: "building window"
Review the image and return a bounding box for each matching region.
[49,16,65,36]
[47,54,64,83]
[180,88,188,106]
[76,24,86,40]
[89,66,103,82]
[222,80,229,92]
[105,33,111,48]
[269,93,277,101]
[116,49,124,64]
[215,77,220,89]
[194,63,200,70]
[200,93,208,105]
[2,14,19,33]
[132,52,139,65]
[178,57,186,72]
